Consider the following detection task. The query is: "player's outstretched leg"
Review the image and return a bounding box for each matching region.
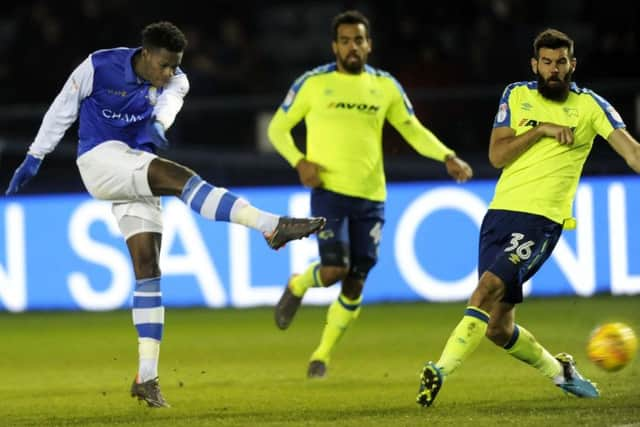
[180,175,325,250]
[416,362,443,407]
[554,353,600,398]
[131,376,170,408]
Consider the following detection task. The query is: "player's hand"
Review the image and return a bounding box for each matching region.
[146,117,169,150]
[445,155,473,183]
[538,122,574,145]
[295,159,323,188]
[5,153,42,195]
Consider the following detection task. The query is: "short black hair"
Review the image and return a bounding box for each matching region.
[142,21,187,52]
[533,28,574,58]
[331,10,370,40]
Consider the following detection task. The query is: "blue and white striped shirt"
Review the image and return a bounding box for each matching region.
[29,47,189,157]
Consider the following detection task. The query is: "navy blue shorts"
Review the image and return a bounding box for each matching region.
[478,209,562,304]
[311,188,384,279]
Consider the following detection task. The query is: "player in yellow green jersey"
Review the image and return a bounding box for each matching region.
[416,28,640,407]
[268,10,473,378]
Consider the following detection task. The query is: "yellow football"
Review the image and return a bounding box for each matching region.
[587,322,638,372]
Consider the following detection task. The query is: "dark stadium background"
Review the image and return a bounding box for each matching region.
[1,0,638,193]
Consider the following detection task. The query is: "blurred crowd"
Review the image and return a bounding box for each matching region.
[0,0,639,190]
[1,0,638,102]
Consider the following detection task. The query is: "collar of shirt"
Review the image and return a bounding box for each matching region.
[124,47,147,85]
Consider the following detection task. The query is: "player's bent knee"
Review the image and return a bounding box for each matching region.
[485,325,511,346]
[348,257,377,281]
[477,272,506,300]
[341,277,364,299]
[320,265,349,285]
[147,157,195,195]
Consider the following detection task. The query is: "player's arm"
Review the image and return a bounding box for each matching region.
[146,71,190,150]
[394,115,473,182]
[488,125,547,168]
[268,79,323,188]
[489,89,573,168]
[30,55,94,158]
[587,90,640,174]
[386,81,472,182]
[390,114,453,161]
[267,108,305,167]
[153,71,189,131]
[606,128,640,173]
[5,56,93,194]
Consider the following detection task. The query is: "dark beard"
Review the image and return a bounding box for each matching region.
[338,55,364,74]
[537,72,572,102]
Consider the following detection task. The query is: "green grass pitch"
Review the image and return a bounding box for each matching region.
[0,294,638,426]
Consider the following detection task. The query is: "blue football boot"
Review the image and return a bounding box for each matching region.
[554,353,600,398]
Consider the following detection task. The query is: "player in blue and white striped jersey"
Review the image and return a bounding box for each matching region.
[5,21,324,408]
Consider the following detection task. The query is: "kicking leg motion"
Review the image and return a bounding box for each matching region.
[151,158,326,249]
[116,157,325,407]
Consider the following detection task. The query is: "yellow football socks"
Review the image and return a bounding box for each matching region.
[289,262,323,297]
[310,293,362,363]
[436,306,489,377]
[504,324,562,378]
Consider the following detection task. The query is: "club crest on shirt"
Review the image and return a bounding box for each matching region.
[147,87,158,105]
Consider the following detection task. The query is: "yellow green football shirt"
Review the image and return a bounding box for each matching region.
[268,63,454,201]
[490,81,626,224]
